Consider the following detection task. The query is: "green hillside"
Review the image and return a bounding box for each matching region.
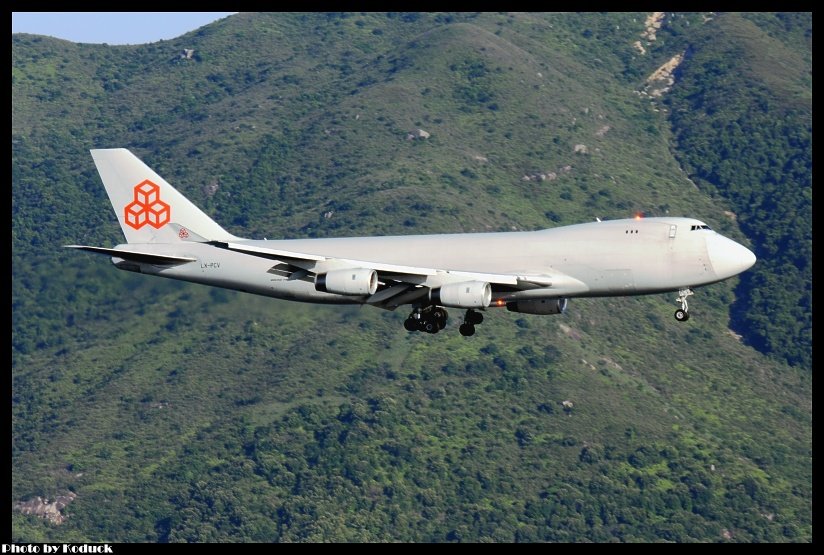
[663,12,812,368]
[12,12,811,542]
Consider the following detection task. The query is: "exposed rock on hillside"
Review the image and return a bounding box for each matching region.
[641,52,685,98]
[15,492,77,524]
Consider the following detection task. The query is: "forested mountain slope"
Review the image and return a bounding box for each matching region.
[12,12,811,542]
[663,12,811,368]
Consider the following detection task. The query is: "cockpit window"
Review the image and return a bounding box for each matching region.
[690,225,712,231]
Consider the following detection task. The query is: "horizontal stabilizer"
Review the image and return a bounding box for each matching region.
[64,245,196,265]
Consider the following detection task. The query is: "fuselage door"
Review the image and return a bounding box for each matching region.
[669,224,677,238]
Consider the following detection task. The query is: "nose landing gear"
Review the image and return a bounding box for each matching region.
[674,288,693,322]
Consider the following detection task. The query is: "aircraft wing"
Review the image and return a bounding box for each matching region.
[214,241,584,309]
[216,241,538,282]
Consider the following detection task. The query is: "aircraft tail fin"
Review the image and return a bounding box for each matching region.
[90,148,238,244]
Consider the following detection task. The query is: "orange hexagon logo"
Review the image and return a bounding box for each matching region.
[124,180,170,230]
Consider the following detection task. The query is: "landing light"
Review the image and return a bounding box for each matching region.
[495,299,505,307]
[634,213,643,221]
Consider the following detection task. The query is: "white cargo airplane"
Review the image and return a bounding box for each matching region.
[67,149,756,336]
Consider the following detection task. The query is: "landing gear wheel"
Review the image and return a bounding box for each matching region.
[403,306,450,334]
[433,308,448,329]
[459,323,476,337]
[674,309,690,322]
[465,310,483,325]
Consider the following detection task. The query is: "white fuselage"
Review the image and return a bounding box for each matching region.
[110,217,755,307]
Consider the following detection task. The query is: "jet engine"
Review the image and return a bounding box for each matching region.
[506,298,567,315]
[430,281,491,308]
[315,268,378,295]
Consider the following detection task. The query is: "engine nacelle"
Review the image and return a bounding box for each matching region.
[315,268,378,296]
[430,281,492,308]
[506,298,568,315]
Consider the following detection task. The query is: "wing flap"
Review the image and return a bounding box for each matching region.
[366,283,412,304]
[371,285,430,309]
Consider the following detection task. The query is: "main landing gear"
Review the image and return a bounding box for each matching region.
[674,288,693,322]
[404,306,449,334]
[404,306,485,336]
[459,309,483,337]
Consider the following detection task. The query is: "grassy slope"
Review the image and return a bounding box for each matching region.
[12,12,811,542]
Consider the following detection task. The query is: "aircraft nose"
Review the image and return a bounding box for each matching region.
[707,235,757,279]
